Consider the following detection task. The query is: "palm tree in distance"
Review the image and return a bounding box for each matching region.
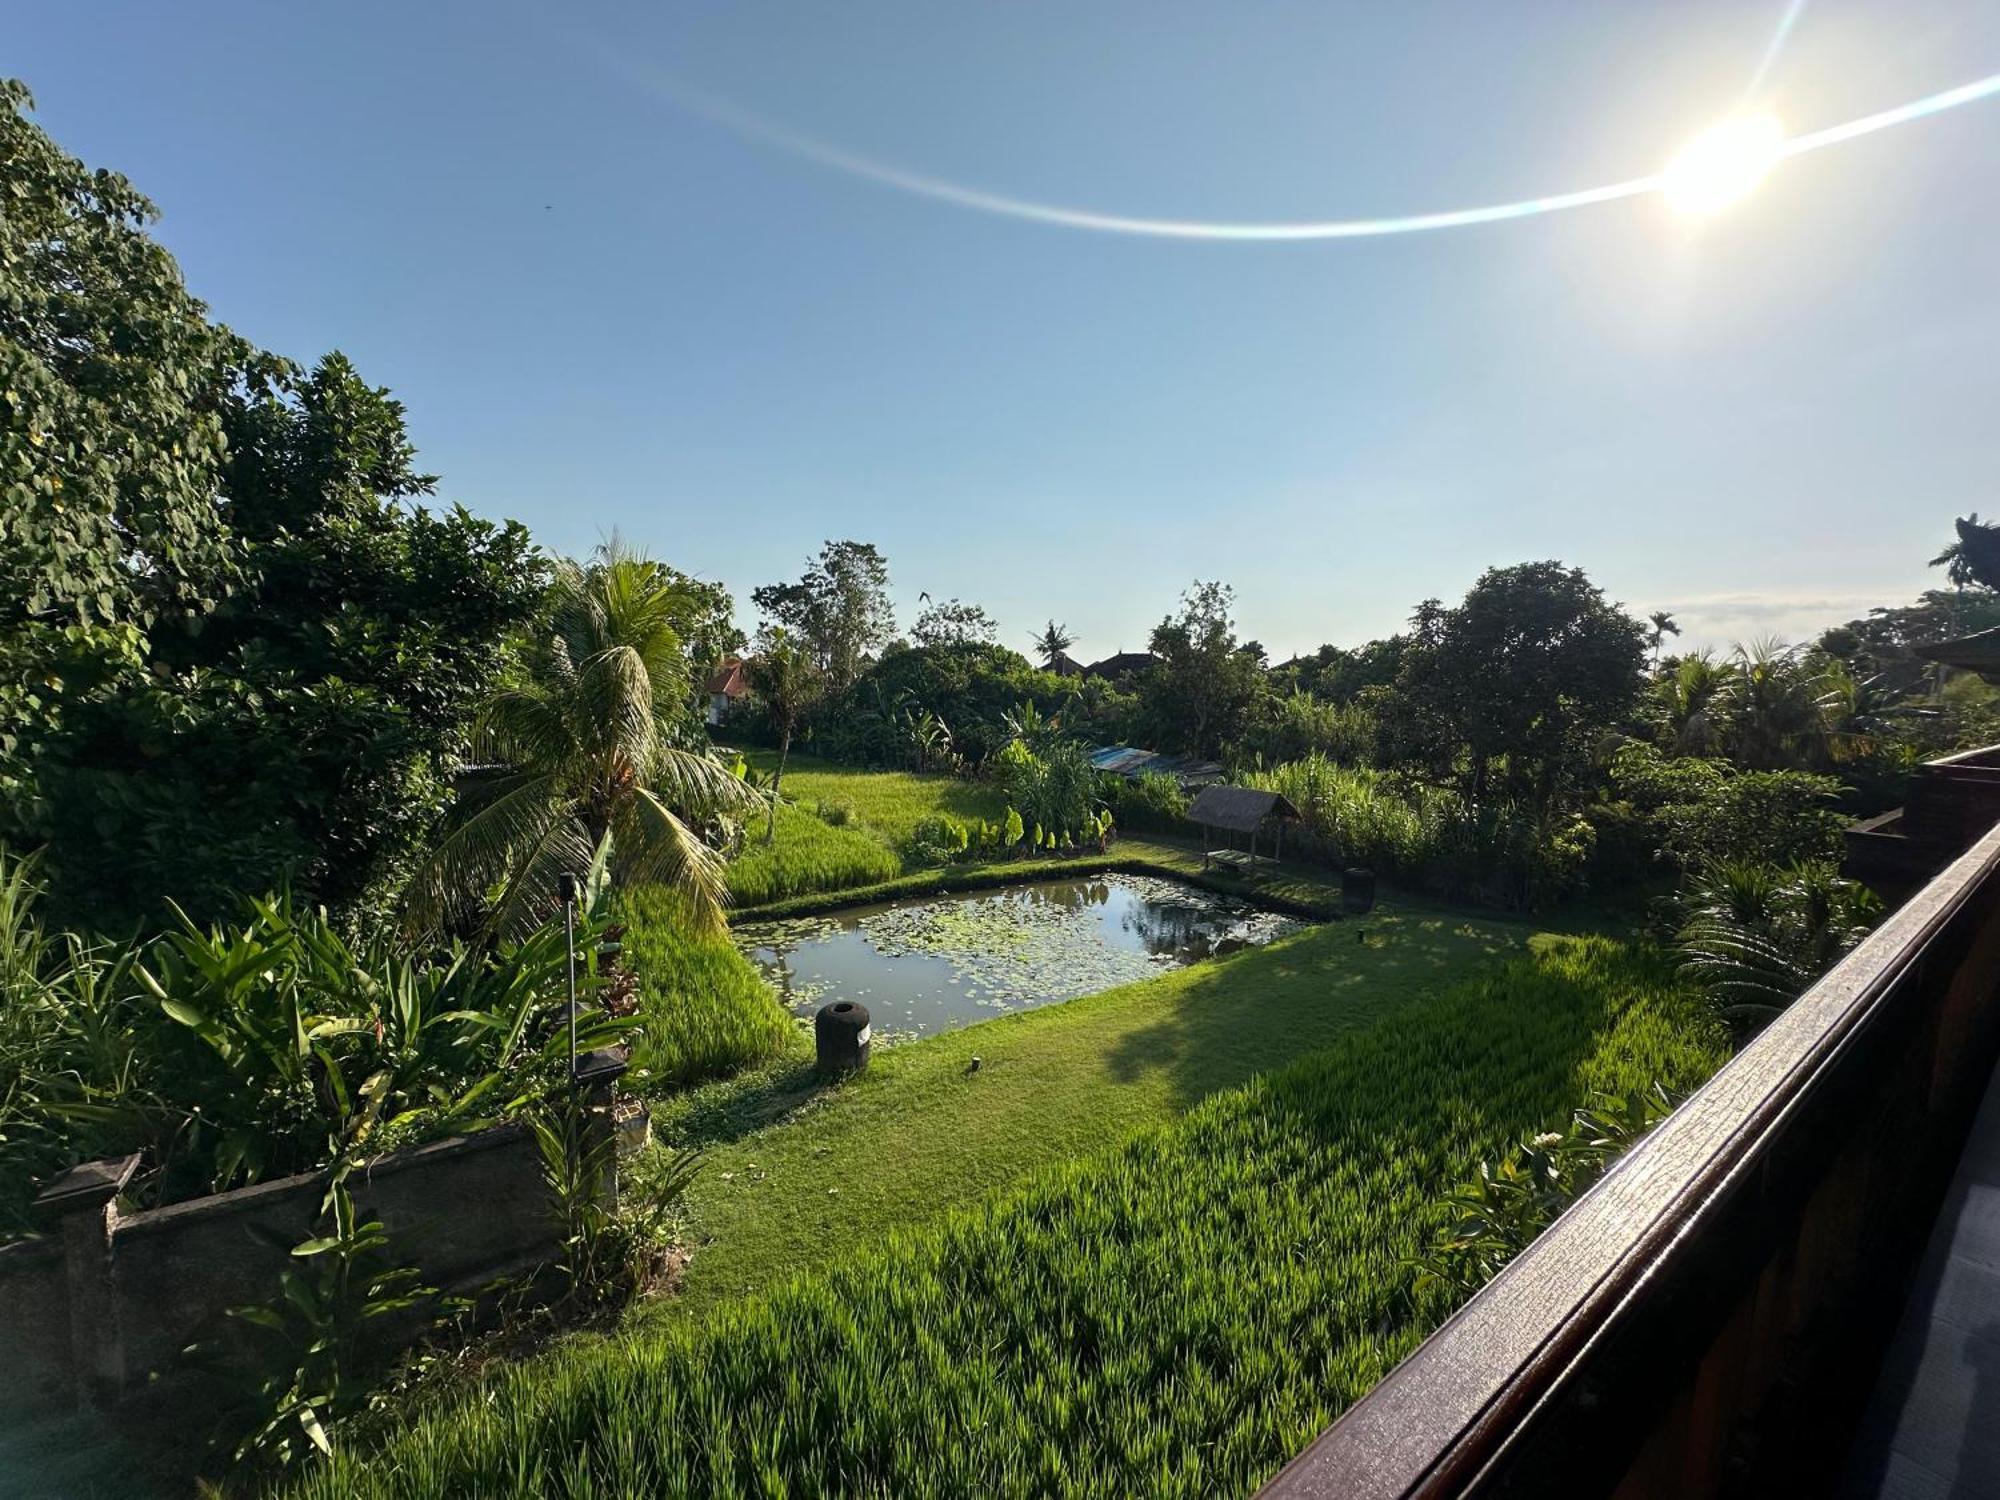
[412,548,759,937]
[1031,620,1076,670]
[1647,610,1681,673]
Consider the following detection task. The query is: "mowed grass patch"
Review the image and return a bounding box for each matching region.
[647,904,1535,1318]
[290,937,1724,1500]
[616,887,803,1090]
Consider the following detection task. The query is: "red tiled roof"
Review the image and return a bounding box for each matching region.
[705,658,750,697]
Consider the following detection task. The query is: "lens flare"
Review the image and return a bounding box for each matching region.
[618,62,2000,242]
[1662,115,1787,214]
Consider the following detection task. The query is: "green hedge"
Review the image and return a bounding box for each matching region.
[288,938,1723,1499]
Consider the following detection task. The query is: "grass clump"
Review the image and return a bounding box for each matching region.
[285,937,1724,1499]
[617,887,802,1089]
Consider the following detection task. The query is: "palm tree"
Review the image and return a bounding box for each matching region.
[1031,620,1075,670]
[1652,650,1727,756]
[1719,639,1855,771]
[1675,862,1878,1032]
[413,551,759,937]
[1646,610,1681,673]
[745,628,821,844]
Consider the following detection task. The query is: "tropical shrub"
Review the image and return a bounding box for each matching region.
[1604,743,1846,872]
[1415,1084,1682,1296]
[1247,755,1591,909]
[1097,770,1189,833]
[0,850,625,1237]
[284,939,1724,1499]
[1234,689,1376,769]
[996,738,1104,845]
[1672,861,1880,1031]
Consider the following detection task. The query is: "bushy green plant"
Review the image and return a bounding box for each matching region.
[0,850,630,1234]
[1414,1084,1682,1296]
[1097,770,1189,833]
[1672,861,1880,1030]
[1605,742,1846,873]
[1247,755,1590,909]
[906,813,974,867]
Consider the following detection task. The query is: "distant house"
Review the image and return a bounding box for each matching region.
[1083,650,1158,684]
[704,657,750,727]
[1046,650,1086,678]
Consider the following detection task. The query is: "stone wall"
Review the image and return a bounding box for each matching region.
[0,1122,571,1417]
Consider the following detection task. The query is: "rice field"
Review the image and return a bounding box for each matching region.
[725,799,902,909]
[615,886,803,1089]
[723,749,1013,909]
[285,937,1725,1499]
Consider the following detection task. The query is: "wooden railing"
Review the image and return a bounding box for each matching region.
[1259,819,2000,1499]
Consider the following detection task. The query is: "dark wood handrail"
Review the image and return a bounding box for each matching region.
[1260,819,2000,1499]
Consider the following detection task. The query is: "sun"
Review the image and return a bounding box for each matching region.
[1661,115,1787,215]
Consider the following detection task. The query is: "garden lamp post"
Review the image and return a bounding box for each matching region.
[557,871,579,1085]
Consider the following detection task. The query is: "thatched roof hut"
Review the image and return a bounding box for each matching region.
[1187,785,1300,865]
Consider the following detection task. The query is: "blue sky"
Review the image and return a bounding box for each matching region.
[13,1,2000,658]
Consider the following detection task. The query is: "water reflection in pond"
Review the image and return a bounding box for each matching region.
[737,874,1305,1044]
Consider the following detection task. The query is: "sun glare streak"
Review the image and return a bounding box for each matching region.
[638,66,2000,242]
[1746,0,1811,99]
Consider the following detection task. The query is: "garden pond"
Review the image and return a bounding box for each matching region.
[736,873,1306,1043]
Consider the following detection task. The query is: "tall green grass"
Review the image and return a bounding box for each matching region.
[722,750,1013,908]
[288,938,1723,1498]
[724,801,902,909]
[1248,754,1591,909]
[616,887,801,1089]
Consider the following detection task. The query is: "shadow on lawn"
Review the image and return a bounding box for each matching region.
[1097,908,1532,1115]
[658,1057,846,1149]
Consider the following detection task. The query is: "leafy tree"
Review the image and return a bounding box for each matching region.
[1031,620,1075,669]
[1379,562,1646,807]
[1,78,253,846]
[413,551,757,937]
[910,596,998,649]
[745,629,822,843]
[2,86,548,927]
[1142,581,1265,759]
[751,540,894,690]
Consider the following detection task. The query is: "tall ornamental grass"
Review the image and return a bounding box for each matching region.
[617,886,800,1088]
[288,938,1723,1499]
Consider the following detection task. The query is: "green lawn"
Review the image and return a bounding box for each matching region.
[291,935,1725,1499]
[639,896,1553,1321]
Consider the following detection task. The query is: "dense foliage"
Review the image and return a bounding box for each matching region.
[284,938,1723,1499]
[3,84,546,930]
[0,851,624,1239]
[1374,561,1647,807]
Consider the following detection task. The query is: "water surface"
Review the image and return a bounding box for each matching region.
[738,873,1304,1044]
